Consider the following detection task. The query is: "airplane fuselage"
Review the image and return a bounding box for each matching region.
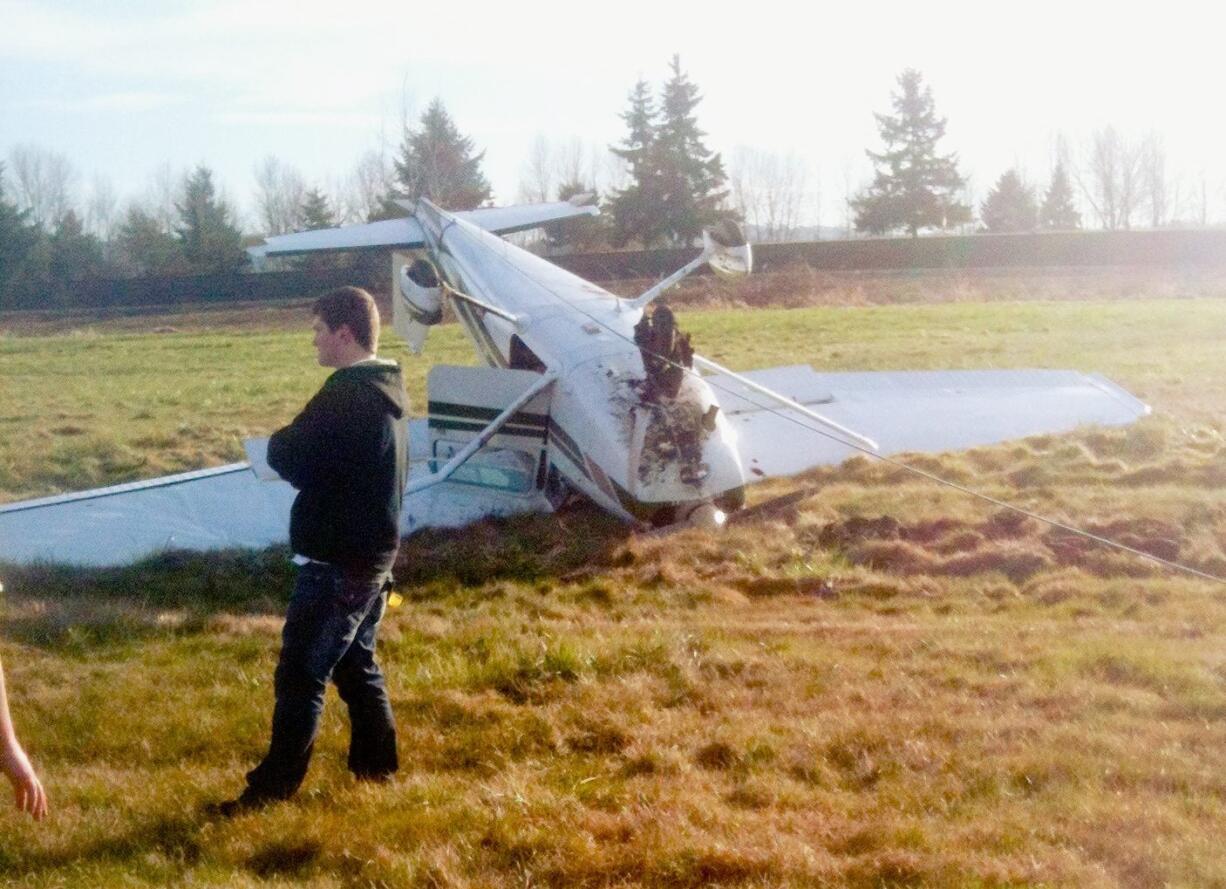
[412,202,746,524]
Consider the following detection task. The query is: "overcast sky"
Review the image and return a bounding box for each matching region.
[4,0,1225,229]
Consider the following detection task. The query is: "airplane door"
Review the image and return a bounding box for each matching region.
[425,366,552,493]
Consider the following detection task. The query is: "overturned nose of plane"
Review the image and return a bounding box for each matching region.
[549,353,746,528]
[628,372,746,520]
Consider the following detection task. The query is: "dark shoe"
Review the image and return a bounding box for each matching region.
[205,789,281,818]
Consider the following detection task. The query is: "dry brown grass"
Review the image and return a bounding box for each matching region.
[2,437,1225,886]
[2,290,1226,886]
[611,263,1226,310]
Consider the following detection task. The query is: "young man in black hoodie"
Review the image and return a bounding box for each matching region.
[220,286,408,812]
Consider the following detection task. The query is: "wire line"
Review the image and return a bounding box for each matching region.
[445,221,1226,585]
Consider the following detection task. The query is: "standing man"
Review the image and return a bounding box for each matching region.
[219,286,407,813]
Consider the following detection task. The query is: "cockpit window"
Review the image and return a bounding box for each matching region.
[431,443,536,493]
[509,335,546,373]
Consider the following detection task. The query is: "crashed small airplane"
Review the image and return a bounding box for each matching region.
[0,197,1149,566]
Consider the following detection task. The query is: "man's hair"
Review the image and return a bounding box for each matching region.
[313,286,380,352]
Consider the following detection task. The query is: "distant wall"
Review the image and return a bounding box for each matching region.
[6,229,1226,313]
[553,229,1226,280]
[0,261,385,312]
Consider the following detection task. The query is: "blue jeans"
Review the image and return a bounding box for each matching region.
[245,562,398,799]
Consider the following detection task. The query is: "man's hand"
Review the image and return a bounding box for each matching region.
[2,740,47,820]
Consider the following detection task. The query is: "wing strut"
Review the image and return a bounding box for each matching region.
[623,221,753,312]
[692,354,880,452]
[445,285,522,325]
[624,250,714,312]
[405,371,558,495]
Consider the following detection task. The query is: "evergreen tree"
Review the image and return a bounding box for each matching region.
[1040,162,1081,230]
[653,54,728,246]
[298,187,337,231]
[852,69,970,237]
[546,182,606,252]
[386,99,492,212]
[0,162,44,307]
[608,78,665,247]
[175,166,244,273]
[980,169,1038,233]
[117,205,188,276]
[296,188,344,270]
[48,210,108,295]
[607,57,729,247]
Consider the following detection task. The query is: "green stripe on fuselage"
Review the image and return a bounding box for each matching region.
[427,401,548,429]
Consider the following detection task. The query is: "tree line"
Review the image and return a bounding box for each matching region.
[0,60,1216,308]
[0,164,247,307]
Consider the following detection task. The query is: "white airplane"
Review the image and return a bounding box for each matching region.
[0,197,1149,567]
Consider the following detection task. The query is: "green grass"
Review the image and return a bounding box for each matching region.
[1,288,1225,886]
[3,297,1223,501]
[0,321,471,501]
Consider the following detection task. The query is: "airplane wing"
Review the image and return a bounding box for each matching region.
[251,198,598,259]
[704,365,1151,480]
[0,464,297,566]
[0,420,548,568]
[254,217,427,258]
[0,363,1150,567]
[452,197,599,235]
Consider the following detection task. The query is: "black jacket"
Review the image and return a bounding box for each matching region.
[268,361,408,576]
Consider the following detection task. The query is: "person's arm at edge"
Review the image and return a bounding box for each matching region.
[0,655,47,820]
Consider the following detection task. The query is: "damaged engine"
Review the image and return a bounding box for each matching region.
[633,304,693,401]
[633,305,714,487]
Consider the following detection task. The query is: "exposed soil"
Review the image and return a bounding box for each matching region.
[815,509,1204,582]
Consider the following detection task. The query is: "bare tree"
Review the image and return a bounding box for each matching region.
[728,148,763,237]
[7,144,77,229]
[840,157,858,239]
[958,174,977,233]
[321,173,352,225]
[253,155,307,235]
[556,138,596,191]
[768,152,807,240]
[1077,127,1145,230]
[1176,169,1226,227]
[811,173,822,239]
[85,174,118,242]
[342,149,395,223]
[513,135,603,206]
[518,133,554,204]
[1139,131,1182,228]
[729,147,809,242]
[144,162,183,233]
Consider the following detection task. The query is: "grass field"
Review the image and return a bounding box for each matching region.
[1,280,1225,887]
